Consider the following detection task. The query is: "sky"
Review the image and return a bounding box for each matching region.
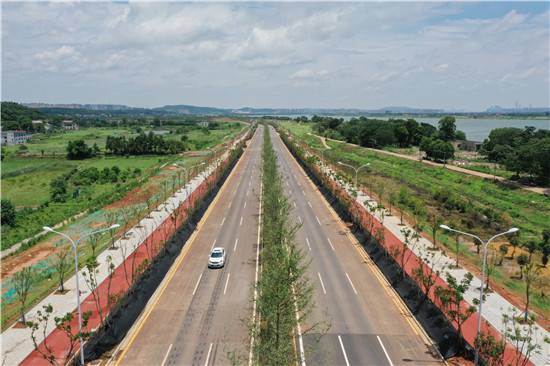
[1,1,549,111]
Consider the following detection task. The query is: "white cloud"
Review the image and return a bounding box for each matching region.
[2,2,548,109]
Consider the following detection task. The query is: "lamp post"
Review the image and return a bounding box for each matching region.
[439,224,518,366]
[337,161,370,188]
[43,224,120,365]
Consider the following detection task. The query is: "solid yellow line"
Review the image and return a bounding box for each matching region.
[113,133,251,366]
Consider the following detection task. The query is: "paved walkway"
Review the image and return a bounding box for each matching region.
[317,160,550,366]
[318,134,548,195]
[0,135,248,366]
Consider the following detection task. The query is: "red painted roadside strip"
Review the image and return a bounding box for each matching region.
[314,162,534,366]
[20,154,234,366]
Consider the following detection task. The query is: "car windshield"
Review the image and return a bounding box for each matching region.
[211,251,223,258]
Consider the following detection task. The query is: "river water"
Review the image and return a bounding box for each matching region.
[409,118,550,142]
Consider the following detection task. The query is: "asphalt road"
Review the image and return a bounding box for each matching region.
[115,126,263,366]
[268,126,442,366]
[114,125,442,366]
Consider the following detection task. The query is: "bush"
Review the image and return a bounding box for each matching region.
[1,199,17,227]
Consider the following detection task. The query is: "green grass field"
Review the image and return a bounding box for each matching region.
[1,122,245,249]
[281,121,550,318]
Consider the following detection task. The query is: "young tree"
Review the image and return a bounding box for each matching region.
[523,240,539,263]
[474,325,506,366]
[88,234,100,258]
[516,254,529,280]
[508,234,520,259]
[434,272,477,352]
[502,308,544,366]
[82,256,105,325]
[388,191,397,216]
[50,247,71,293]
[428,212,441,249]
[498,243,508,266]
[104,210,118,249]
[454,233,461,268]
[13,266,35,324]
[522,262,541,321]
[412,251,445,313]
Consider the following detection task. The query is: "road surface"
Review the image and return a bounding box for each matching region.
[115,126,263,366]
[113,125,442,366]
[269,126,442,366]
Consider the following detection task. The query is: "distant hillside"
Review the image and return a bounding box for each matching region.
[1,102,44,130]
[154,104,229,115]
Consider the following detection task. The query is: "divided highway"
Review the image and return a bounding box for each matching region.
[114,126,263,366]
[112,125,442,366]
[268,126,442,366]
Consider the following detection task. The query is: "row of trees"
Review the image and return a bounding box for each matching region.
[105,132,187,155]
[481,126,550,184]
[254,126,314,364]
[66,140,100,160]
[308,115,464,148]
[279,127,546,365]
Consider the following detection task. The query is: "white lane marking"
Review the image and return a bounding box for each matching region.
[249,179,262,366]
[249,180,252,187]
[247,189,249,197]
[327,238,335,251]
[317,272,327,294]
[345,272,358,295]
[301,189,306,196]
[161,343,173,366]
[192,273,203,296]
[298,216,303,224]
[307,201,312,208]
[234,238,239,251]
[306,237,312,251]
[221,216,226,225]
[240,216,243,226]
[244,201,247,209]
[338,335,350,366]
[315,215,322,226]
[377,336,395,366]
[211,239,217,250]
[293,201,297,208]
[224,272,231,295]
[204,343,213,366]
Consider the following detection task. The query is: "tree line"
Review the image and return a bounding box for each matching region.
[307,115,463,161]
[105,132,186,156]
[254,126,314,364]
[481,126,550,184]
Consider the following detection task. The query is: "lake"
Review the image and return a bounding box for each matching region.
[409,118,550,142]
[275,115,549,142]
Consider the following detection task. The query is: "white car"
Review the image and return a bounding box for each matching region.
[208,247,226,268]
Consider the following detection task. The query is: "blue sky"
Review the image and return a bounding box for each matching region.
[2,1,549,110]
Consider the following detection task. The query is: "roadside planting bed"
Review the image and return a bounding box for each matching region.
[20,131,252,365]
[278,127,535,365]
[281,122,550,323]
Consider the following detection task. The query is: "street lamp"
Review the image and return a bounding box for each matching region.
[43,224,120,365]
[337,161,370,188]
[439,224,518,366]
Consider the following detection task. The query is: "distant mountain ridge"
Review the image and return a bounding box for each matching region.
[21,102,549,116]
